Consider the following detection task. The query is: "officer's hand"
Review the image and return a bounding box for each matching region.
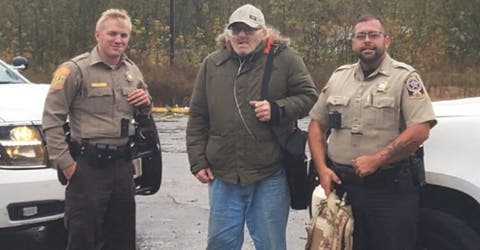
[352,155,381,177]
[195,168,214,184]
[249,100,271,122]
[318,167,341,196]
[62,163,77,181]
[127,89,151,107]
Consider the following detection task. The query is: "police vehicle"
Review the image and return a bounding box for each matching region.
[419,97,480,250]
[0,57,65,231]
[0,57,162,233]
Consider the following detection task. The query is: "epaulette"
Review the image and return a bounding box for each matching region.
[123,56,135,66]
[334,64,355,73]
[70,52,90,63]
[392,61,415,72]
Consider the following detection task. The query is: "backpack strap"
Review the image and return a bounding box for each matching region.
[260,36,275,101]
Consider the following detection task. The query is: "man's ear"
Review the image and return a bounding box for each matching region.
[95,31,100,42]
[261,27,268,38]
[385,35,392,49]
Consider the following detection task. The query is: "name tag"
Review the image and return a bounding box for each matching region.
[90,82,108,88]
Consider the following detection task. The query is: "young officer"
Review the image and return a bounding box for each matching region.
[42,9,152,250]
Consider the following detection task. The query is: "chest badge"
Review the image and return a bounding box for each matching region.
[125,71,133,82]
[377,81,388,92]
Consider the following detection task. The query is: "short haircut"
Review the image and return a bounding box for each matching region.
[353,15,387,35]
[96,9,132,32]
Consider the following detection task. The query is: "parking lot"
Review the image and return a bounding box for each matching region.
[0,116,311,250]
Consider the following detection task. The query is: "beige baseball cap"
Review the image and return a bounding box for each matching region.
[227,4,265,29]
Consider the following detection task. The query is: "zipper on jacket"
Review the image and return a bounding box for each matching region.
[234,58,256,140]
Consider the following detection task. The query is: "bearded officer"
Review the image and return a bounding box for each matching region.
[308,15,437,250]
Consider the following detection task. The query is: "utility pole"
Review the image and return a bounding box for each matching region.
[169,0,175,66]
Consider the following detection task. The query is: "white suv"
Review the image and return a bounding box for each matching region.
[420,97,480,249]
[0,57,65,230]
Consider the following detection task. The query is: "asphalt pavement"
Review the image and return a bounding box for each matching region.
[135,152,310,250]
[135,115,311,249]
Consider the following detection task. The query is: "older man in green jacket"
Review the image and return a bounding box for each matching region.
[186,4,317,250]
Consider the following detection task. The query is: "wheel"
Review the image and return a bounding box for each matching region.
[418,208,480,250]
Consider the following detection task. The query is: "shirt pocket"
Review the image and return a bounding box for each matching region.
[86,87,113,114]
[118,87,136,116]
[327,96,350,128]
[364,95,397,129]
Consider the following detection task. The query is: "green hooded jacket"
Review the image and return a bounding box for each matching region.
[186,30,318,185]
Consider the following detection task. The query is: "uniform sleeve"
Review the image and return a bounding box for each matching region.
[273,48,318,123]
[401,72,437,128]
[309,83,330,126]
[132,64,153,114]
[186,58,210,174]
[42,62,80,169]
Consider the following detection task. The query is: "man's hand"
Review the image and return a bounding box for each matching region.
[318,167,341,195]
[352,122,432,178]
[249,100,271,122]
[195,168,214,183]
[352,155,382,177]
[62,162,77,181]
[127,89,151,107]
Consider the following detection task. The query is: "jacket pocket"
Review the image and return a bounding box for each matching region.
[205,135,231,167]
[242,138,281,167]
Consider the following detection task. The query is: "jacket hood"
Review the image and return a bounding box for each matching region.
[0,83,50,123]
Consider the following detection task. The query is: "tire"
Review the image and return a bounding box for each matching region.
[418,208,480,250]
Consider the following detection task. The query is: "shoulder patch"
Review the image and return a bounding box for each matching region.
[50,66,70,91]
[405,76,425,98]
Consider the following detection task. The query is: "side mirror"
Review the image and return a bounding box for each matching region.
[12,56,29,70]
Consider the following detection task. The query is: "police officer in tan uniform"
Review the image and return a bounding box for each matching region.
[308,15,437,250]
[42,9,151,250]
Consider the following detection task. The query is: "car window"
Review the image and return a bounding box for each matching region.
[0,64,24,83]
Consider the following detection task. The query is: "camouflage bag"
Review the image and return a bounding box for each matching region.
[305,191,354,250]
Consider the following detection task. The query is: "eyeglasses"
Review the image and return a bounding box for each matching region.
[230,26,261,35]
[353,31,384,41]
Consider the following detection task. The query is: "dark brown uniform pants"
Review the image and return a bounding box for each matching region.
[64,157,136,250]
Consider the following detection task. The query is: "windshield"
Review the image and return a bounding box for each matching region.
[0,62,29,84]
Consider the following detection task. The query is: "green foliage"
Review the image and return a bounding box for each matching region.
[0,0,478,102]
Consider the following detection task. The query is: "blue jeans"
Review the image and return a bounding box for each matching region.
[207,168,290,250]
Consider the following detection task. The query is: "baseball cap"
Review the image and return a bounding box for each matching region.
[227,4,265,29]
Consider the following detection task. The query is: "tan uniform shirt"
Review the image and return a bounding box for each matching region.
[309,54,436,165]
[42,47,151,169]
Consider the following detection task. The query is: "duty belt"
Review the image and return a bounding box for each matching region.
[330,161,407,188]
[70,140,136,162]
